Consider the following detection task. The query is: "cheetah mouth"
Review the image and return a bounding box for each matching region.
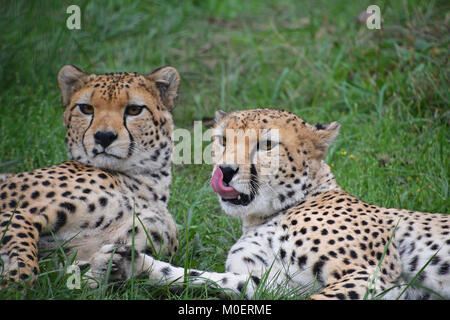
[211,167,255,206]
[221,193,254,206]
[93,150,124,160]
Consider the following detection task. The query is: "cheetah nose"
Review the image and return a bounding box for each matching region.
[219,165,239,185]
[94,131,118,149]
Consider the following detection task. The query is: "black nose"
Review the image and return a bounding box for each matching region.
[219,165,238,185]
[94,131,118,149]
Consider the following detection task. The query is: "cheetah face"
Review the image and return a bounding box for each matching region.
[57,65,180,173]
[211,109,339,219]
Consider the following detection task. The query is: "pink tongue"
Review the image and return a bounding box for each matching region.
[211,167,240,199]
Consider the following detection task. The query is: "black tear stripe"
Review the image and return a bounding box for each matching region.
[123,114,135,157]
[81,112,94,157]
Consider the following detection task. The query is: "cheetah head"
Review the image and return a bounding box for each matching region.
[211,108,340,220]
[57,65,180,174]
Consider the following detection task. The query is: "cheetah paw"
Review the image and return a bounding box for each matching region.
[86,244,136,288]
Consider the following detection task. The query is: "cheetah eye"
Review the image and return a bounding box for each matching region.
[125,105,144,116]
[259,140,274,151]
[78,104,94,115]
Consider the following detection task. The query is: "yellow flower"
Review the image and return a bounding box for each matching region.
[341,151,347,156]
[349,154,355,159]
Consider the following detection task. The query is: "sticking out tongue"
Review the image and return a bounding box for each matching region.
[211,167,240,199]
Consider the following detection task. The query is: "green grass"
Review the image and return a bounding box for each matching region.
[0,0,448,299]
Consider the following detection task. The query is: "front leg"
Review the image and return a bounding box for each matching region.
[87,244,259,298]
[87,244,144,286]
[0,209,42,286]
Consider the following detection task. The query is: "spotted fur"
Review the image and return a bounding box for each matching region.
[0,65,180,286]
[89,108,449,299]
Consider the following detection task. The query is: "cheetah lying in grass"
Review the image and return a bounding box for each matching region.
[89,108,449,300]
[0,64,180,287]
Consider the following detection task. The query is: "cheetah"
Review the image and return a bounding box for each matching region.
[90,108,449,300]
[0,64,180,286]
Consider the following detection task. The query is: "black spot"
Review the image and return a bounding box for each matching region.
[31,191,40,199]
[2,235,12,245]
[279,249,286,260]
[335,293,346,300]
[9,200,17,209]
[409,256,418,272]
[237,281,245,293]
[128,226,139,235]
[94,216,104,228]
[59,202,76,213]
[151,231,161,243]
[53,211,67,232]
[313,259,326,280]
[243,257,255,265]
[438,262,449,275]
[20,201,29,209]
[46,191,56,198]
[33,222,42,233]
[298,255,308,268]
[62,191,71,197]
[251,276,260,286]
[99,197,108,206]
[98,173,108,179]
[115,211,123,220]
[20,274,29,280]
[328,251,337,258]
[161,267,171,276]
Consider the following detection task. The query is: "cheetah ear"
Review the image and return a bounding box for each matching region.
[147,66,180,110]
[313,121,340,159]
[215,110,227,122]
[58,65,88,107]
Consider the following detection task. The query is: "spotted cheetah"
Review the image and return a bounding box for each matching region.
[90,108,449,300]
[0,64,180,286]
